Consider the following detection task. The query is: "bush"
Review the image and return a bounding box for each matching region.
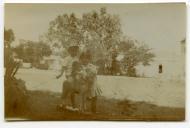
[5,78,29,117]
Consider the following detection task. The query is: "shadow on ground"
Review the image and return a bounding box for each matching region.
[5,78,184,121]
[6,89,185,121]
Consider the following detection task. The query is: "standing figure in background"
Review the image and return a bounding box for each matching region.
[159,64,163,74]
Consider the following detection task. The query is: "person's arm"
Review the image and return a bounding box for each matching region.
[56,66,66,79]
[87,64,97,75]
[85,64,97,81]
[56,57,68,79]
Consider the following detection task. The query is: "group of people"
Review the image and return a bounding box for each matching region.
[56,43,101,113]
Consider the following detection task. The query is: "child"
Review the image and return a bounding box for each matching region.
[56,43,79,111]
[78,51,102,113]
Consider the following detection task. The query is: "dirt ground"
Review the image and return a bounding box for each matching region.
[7,68,184,121]
[6,90,184,121]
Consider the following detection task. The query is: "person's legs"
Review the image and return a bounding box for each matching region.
[61,80,71,106]
[62,76,81,111]
[71,91,76,108]
[91,96,97,113]
[70,78,81,110]
[57,80,71,111]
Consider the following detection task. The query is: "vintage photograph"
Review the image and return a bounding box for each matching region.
[4,3,186,121]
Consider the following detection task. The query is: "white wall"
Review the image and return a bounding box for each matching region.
[136,43,185,80]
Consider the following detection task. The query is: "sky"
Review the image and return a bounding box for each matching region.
[4,3,186,59]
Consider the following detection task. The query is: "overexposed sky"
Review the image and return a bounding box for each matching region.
[4,3,186,58]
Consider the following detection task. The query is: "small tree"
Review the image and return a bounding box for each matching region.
[118,39,155,76]
[4,28,15,67]
[4,28,28,117]
[4,28,15,48]
[4,28,18,81]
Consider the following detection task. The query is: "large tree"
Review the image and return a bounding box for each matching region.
[45,13,82,49]
[43,7,155,76]
[44,8,121,62]
[81,8,121,61]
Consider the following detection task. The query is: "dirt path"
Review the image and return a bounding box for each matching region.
[17,90,184,121]
[12,69,185,121]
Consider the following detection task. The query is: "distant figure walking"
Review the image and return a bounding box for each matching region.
[159,64,163,74]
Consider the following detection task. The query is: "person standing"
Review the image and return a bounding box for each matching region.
[56,43,79,111]
[79,51,102,113]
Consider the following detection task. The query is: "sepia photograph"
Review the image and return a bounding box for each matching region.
[4,3,186,121]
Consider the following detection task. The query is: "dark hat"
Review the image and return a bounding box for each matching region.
[67,41,79,52]
[80,50,92,61]
[68,46,79,53]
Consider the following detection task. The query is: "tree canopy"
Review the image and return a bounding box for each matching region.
[4,28,15,48]
[43,7,155,76]
[13,40,52,65]
[4,28,15,68]
[44,8,121,61]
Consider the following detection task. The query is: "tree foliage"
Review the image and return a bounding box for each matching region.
[4,29,28,117]
[44,7,155,76]
[4,28,15,47]
[45,8,121,62]
[46,13,82,48]
[4,28,15,68]
[118,39,155,76]
[14,40,52,65]
[81,8,121,61]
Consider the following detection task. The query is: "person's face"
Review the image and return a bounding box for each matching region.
[69,48,78,57]
[81,58,89,65]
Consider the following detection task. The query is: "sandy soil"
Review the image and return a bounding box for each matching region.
[6,68,185,121]
[7,90,184,121]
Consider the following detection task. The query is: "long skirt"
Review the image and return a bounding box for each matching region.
[88,77,102,98]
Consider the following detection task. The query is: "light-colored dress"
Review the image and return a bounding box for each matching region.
[80,63,102,97]
[62,55,78,78]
